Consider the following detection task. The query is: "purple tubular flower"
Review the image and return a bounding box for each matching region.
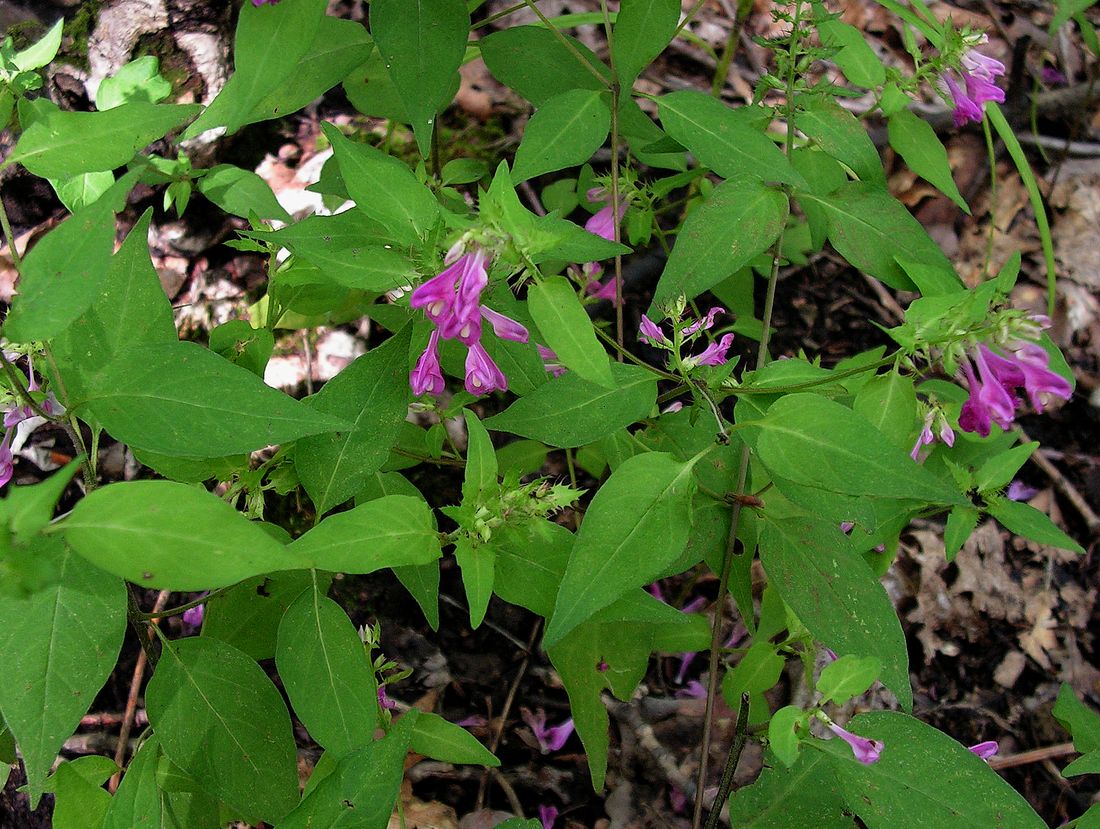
[681,306,725,337]
[639,316,669,346]
[522,709,575,753]
[828,722,884,765]
[968,740,999,760]
[958,341,1072,436]
[538,805,559,829]
[410,260,462,325]
[378,685,397,710]
[961,50,1006,82]
[585,204,617,242]
[464,341,507,396]
[686,333,735,367]
[537,344,566,377]
[586,275,621,304]
[439,251,488,345]
[410,331,445,397]
[0,429,14,488]
[945,73,984,128]
[1006,480,1038,501]
[480,306,528,344]
[675,680,707,699]
[1011,342,1072,411]
[945,49,1006,127]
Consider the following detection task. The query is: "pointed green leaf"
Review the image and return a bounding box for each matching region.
[613,0,681,88]
[545,452,696,646]
[462,409,498,505]
[818,18,886,88]
[483,362,655,448]
[528,276,615,388]
[289,495,441,572]
[657,92,804,186]
[944,505,980,562]
[369,0,469,156]
[277,580,379,758]
[986,497,1084,553]
[479,26,609,106]
[728,751,853,827]
[796,96,884,185]
[203,571,320,660]
[818,655,881,705]
[852,372,918,451]
[296,328,413,515]
[77,341,349,457]
[887,109,969,212]
[197,164,291,221]
[512,89,610,182]
[653,176,788,308]
[146,637,300,824]
[411,712,499,766]
[0,543,125,806]
[723,642,785,699]
[455,536,495,629]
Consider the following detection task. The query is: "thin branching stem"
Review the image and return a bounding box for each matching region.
[692,4,803,826]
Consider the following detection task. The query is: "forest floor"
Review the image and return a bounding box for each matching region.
[1,0,1100,826]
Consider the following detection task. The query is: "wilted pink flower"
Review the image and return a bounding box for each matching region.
[536,344,566,377]
[378,685,397,710]
[522,708,575,753]
[822,647,839,663]
[464,342,507,395]
[828,722,883,764]
[968,740,999,760]
[538,805,559,829]
[410,331,445,397]
[681,306,724,337]
[1041,66,1067,85]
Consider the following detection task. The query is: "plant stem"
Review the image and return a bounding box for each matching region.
[710,8,745,98]
[132,584,233,621]
[691,5,802,826]
[0,186,22,271]
[703,693,750,829]
[599,0,626,353]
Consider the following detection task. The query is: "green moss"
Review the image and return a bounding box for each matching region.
[61,1,103,68]
[133,31,201,98]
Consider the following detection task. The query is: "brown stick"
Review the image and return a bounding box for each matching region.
[1017,427,1100,537]
[987,741,1076,770]
[109,589,170,792]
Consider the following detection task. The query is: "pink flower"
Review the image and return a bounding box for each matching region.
[464,341,507,395]
[522,708,575,753]
[182,598,205,628]
[675,680,707,699]
[410,331,445,397]
[378,685,397,710]
[684,333,735,368]
[944,49,1005,127]
[681,306,724,337]
[0,429,14,488]
[828,722,883,765]
[585,275,621,304]
[968,740,999,760]
[639,316,669,346]
[480,306,528,344]
[910,409,955,461]
[538,805,559,829]
[252,0,279,5]
[958,341,1071,436]
[1006,480,1038,501]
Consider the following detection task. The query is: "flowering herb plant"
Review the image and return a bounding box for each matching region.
[0,0,1094,826]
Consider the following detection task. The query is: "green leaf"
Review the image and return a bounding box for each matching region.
[512,89,610,182]
[1054,683,1100,753]
[754,393,966,506]
[277,579,379,759]
[63,481,291,589]
[53,170,115,212]
[723,641,785,697]
[455,536,495,629]
[208,319,274,378]
[823,711,1045,827]
[852,372,918,451]
[493,520,573,617]
[767,706,807,769]
[146,637,300,824]
[322,123,439,245]
[652,176,788,308]
[544,452,696,646]
[986,497,1084,553]
[3,180,123,343]
[46,756,117,829]
[528,276,615,388]
[974,441,1038,493]
[96,56,172,109]
[462,409,498,505]
[613,0,681,88]
[279,715,414,829]
[760,513,912,710]
[887,109,969,212]
[369,0,469,157]
[796,96,884,185]
[289,495,441,572]
[245,16,372,125]
[799,182,960,294]
[203,571,320,660]
[411,712,499,766]
[0,544,125,806]
[11,18,63,71]
[296,328,413,515]
[818,655,881,705]
[4,461,81,538]
[285,236,412,293]
[728,751,853,827]
[479,25,609,106]
[657,92,804,186]
[9,99,200,179]
[197,164,291,221]
[183,0,327,138]
[818,18,886,88]
[77,341,349,457]
[790,148,847,250]
[484,362,655,447]
[944,505,980,562]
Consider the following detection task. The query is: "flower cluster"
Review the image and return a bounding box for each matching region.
[409,247,529,397]
[639,306,734,370]
[910,405,955,461]
[956,318,1071,437]
[943,48,1005,128]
